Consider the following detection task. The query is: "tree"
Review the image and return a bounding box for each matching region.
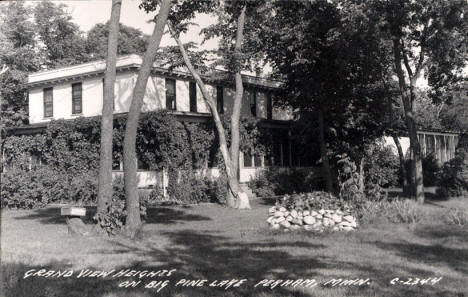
[165,4,251,208]
[33,1,89,67]
[122,0,172,237]
[86,22,148,59]
[366,0,468,203]
[96,0,122,218]
[253,1,391,194]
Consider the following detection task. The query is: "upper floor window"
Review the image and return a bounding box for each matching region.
[43,87,53,118]
[249,90,257,117]
[165,78,176,110]
[189,81,197,112]
[216,86,224,114]
[72,82,82,114]
[267,93,273,120]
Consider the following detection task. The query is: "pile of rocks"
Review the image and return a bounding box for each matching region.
[267,206,358,232]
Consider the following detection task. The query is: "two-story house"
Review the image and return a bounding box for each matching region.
[22,54,296,187]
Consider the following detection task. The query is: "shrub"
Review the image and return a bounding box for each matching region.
[364,145,400,188]
[359,199,427,225]
[437,135,468,198]
[93,177,149,235]
[404,153,441,187]
[444,208,468,226]
[248,167,323,197]
[1,166,98,209]
[276,192,356,214]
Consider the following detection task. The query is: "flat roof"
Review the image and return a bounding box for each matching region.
[28,54,283,90]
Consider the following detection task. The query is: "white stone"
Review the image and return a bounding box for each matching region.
[303,210,310,216]
[274,211,284,217]
[336,210,344,216]
[342,226,354,231]
[290,225,301,230]
[284,211,290,217]
[332,226,339,231]
[267,216,274,224]
[311,210,318,216]
[269,206,276,213]
[343,215,355,222]
[319,209,326,215]
[290,210,298,218]
[279,207,287,212]
[276,216,285,223]
[281,220,291,228]
[297,211,303,217]
[332,214,342,223]
[271,224,280,229]
[286,215,293,222]
[303,216,316,225]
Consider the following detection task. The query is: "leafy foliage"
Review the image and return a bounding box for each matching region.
[437,134,468,198]
[276,192,355,214]
[2,111,271,208]
[359,199,427,225]
[248,167,324,197]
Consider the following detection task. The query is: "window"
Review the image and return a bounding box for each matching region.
[254,154,262,167]
[267,93,273,120]
[72,83,82,114]
[137,157,150,171]
[216,86,224,114]
[250,91,257,117]
[43,87,53,118]
[165,78,176,110]
[189,81,197,112]
[243,152,252,167]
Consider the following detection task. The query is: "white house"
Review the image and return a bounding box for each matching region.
[24,55,296,187]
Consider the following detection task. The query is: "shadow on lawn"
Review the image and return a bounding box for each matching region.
[4,228,468,297]
[10,205,211,226]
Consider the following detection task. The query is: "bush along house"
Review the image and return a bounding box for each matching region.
[4,54,307,196]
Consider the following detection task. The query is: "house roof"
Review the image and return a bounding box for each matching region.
[27,54,283,91]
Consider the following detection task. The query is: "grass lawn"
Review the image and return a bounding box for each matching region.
[1,197,467,297]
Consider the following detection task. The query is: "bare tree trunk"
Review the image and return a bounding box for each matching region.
[96,0,121,216]
[0,65,7,199]
[229,6,250,209]
[122,0,171,238]
[167,22,245,209]
[318,109,333,193]
[392,39,425,203]
[392,135,409,196]
[359,157,365,193]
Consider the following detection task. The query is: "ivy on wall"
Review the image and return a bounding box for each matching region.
[1,111,276,208]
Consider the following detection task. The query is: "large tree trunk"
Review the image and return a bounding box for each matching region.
[318,109,333,193]
[0,66,7,198]
[392,135,410,196]
[229,6,250,209]
[96,0,121,216]
[392,39,425,203]
[122,0,171,238]
[167,22,245,209]
[358,157,365,193]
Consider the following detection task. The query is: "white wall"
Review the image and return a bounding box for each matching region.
[28,71,289,124]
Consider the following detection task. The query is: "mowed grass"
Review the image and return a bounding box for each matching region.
[1,197,467,297]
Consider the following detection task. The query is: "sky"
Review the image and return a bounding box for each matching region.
[60,0,218,50]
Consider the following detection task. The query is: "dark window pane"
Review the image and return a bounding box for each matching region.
[189,82,197,112]
[72,83,82,114]
[166,79,176,110]
[250,91,257,117]
[43,87,53,118]
[216,86,224,114]
[254,154,262,167]
[244,152,252,167]
[137,157,150,170]
[267,93,273,119]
